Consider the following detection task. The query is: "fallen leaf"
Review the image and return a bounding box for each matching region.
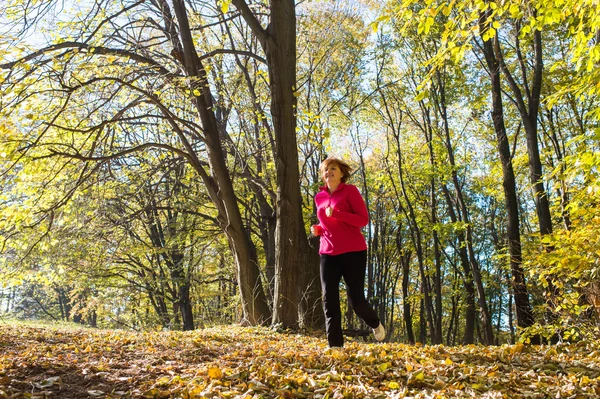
[33,376,60,389]
[208,367,223,379]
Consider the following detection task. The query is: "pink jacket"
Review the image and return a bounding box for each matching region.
[314,183,369,255]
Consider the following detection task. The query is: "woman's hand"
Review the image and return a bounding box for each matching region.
[311,225,323,236]
[325,207,334,217]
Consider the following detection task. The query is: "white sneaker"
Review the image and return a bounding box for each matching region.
[373,323,386,341]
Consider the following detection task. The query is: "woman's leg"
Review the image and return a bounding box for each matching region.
[320,254,344,347]
[341,250,380,329]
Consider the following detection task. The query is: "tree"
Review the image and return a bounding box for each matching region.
[229,0,323,329]
[376,0,563,340]
[2,0,599,342]
[476,8,537,338]
[0,0,328,328]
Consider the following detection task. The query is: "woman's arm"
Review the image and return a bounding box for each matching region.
[329,186,369,227]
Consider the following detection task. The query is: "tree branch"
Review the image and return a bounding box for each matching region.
[43,143,197,165]
[230,0,267,48]
[0,42,170,76]
[199,48,266,64]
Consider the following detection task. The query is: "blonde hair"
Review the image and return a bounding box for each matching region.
[319,157,353,183]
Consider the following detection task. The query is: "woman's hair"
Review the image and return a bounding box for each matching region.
[320,157,353,183]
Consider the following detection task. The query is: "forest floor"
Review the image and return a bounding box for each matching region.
[0,322,599,398]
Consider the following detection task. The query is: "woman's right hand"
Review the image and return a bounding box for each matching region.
[311,225,323,236]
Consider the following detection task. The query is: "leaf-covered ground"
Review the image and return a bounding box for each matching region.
[1,323,600,398]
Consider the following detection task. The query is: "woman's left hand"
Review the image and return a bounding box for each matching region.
[325,207,334,217]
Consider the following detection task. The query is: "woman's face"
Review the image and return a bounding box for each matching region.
[322,162,343,186]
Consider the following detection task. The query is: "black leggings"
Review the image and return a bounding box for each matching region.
[320,250,380,347]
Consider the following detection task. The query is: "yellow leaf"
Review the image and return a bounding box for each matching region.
[483,27,496,41]
[511,343,525,355]
[444,358,453,365]
[220,0,231,14]
[208,367,223,379]
[509,4,520,18]
[379,362,390,372]
[388,381,400,389]
[580,375,591,385]
[425,16,434,34]
[370,20,379,33]
[193,89,201,96]
[156,376,171,386]
[188,386,203,395]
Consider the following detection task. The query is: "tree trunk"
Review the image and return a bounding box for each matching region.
[178,279,194,331]
[220,40,278,306]
[446,267,461,345]
[257,194,277,302]
[495,25,558,333]
[355,136,375,304]
[392,129,435,343]
[495,25,552,237]
[442,184,477,344]
[396,229,415,344]
[170,0,271,326]
[267,3,304,328]
[479,11,537,340]
[432,64,495,344]
[543,109,571,230]
[423,115,443,345]
[169,253,194,331]
[419,293,427,343]
[232,0,323,329]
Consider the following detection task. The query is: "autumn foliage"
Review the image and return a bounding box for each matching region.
[1,0,600,347]
[1,322,600,398]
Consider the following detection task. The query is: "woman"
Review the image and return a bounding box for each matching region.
[311,157,385,348]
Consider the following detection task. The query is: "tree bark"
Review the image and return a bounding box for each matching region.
[423,112,443,345]
[495,25,552,237]
[479,11,537,340]
[233,0,323,329]
[442,184,477,344]
[396,228,415,344]
[170,0,270,326]
[401,161,434,343]
[433,68,494,344]
[267,2,304,328]
[495,23,558,334]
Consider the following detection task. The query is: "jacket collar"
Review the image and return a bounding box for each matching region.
[320,182,346,193]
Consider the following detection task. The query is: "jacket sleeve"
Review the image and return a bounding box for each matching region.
[331,185,369,227]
